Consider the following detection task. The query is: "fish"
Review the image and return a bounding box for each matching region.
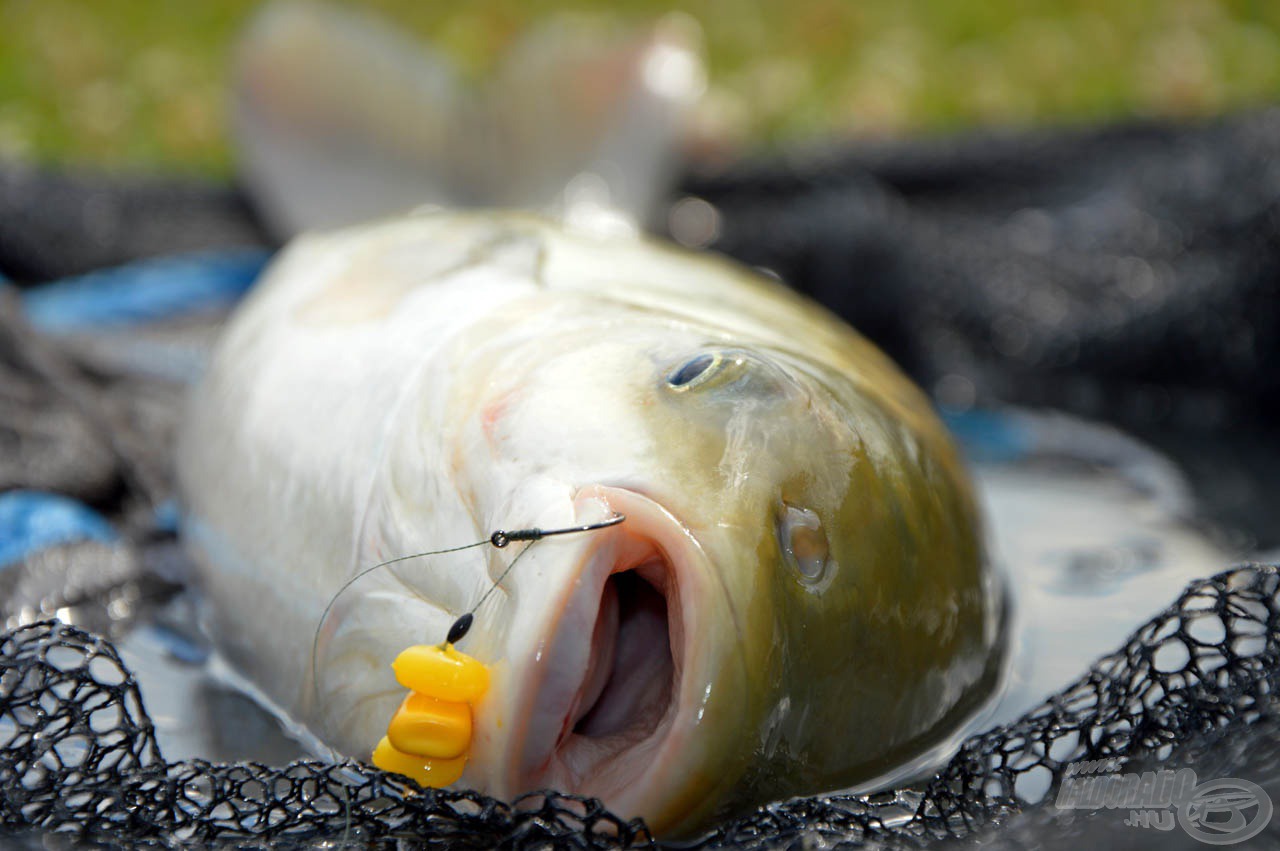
[176,210,1004,835]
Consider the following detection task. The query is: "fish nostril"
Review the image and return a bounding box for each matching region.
[777,503,831,585]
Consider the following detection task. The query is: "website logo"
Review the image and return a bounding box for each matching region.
[1055,762,1272,845]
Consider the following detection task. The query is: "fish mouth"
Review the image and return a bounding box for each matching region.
[510,485,707,814]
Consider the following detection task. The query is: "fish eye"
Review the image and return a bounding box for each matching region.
[666,352,721,390]
[777,503,831,586]
[664,348,798,399]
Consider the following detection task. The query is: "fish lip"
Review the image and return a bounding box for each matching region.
[504,484,711,818]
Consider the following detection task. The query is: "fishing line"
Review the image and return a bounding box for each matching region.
[306,512,627,768]
[449,512,627,644]
[310,512,628,837]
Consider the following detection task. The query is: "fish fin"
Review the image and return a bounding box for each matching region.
[483,14,706,235]
[234,1,464,237]
[234,2,705,239]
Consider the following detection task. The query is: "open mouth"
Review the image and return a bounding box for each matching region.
[573,568,671,742]
[513,487,694,804]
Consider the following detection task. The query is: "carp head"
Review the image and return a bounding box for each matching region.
[321,216,1002,835]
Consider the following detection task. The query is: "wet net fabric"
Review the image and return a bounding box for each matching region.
[2,110,1280,847]
[4,109,1280,435]
[2,564,1278,849]
[678,108,1280,431]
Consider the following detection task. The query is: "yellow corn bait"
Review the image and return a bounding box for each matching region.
[372,736,467,787]
[371,643,489,788]
[387,693,471,759]
[391,643,489,703]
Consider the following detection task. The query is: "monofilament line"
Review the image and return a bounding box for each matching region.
[308,513,628,735]
[309,536,490,713]
[449,513,627,644]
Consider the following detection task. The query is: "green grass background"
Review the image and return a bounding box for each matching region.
[2,0,1279,175]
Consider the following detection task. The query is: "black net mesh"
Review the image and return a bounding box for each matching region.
[3,110,1280,847]
[677,109,1280,431]
[0,166,268,282]
[7,109,1280,435]
[2,564,1278,849]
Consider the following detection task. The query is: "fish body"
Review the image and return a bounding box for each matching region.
[177,211,1002,834]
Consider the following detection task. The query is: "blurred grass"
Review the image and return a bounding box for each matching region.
[1,0,1279,174]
